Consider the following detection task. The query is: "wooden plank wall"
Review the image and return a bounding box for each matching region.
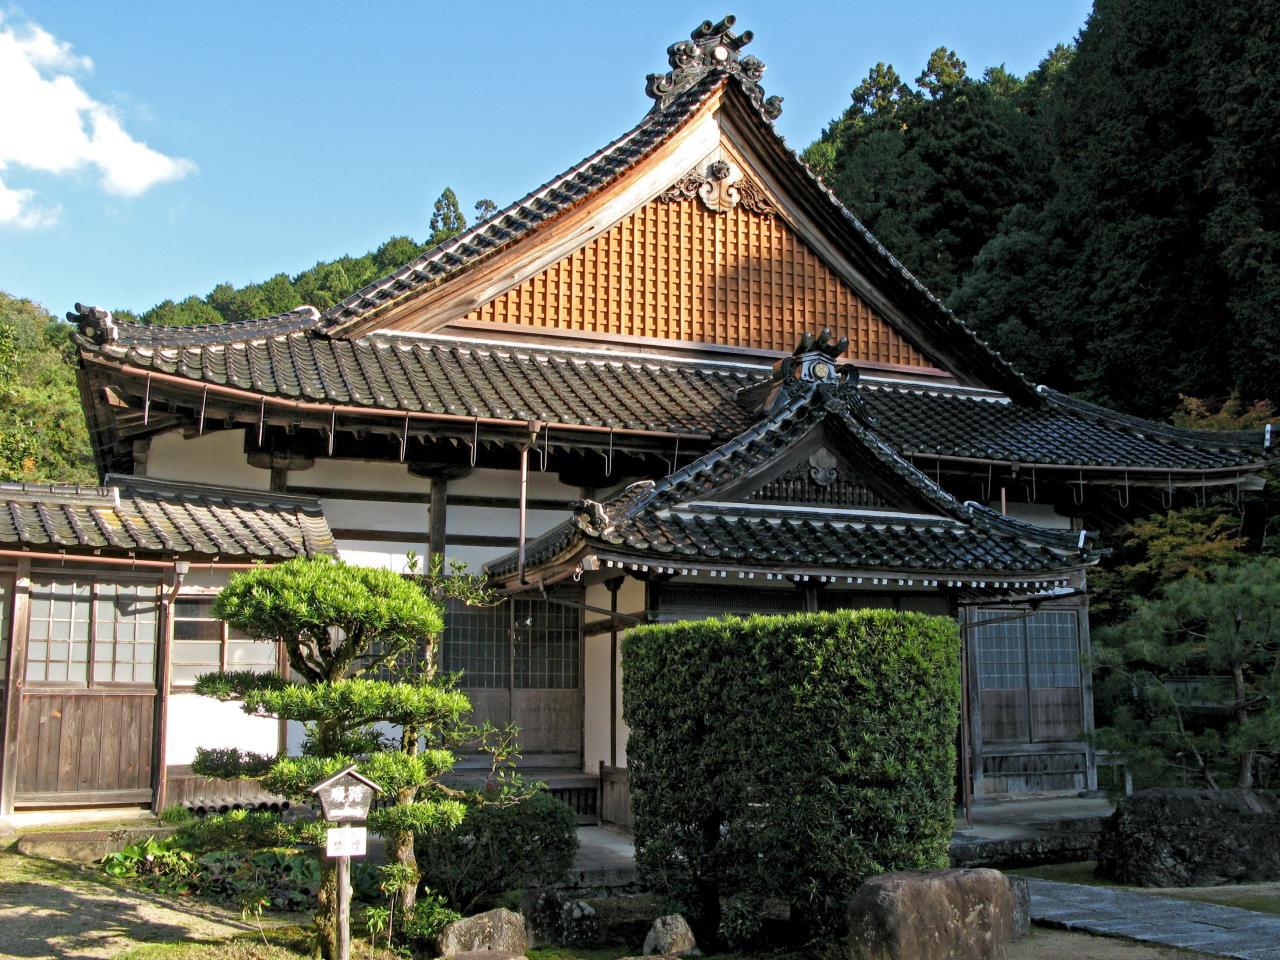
[15,691,154,804]
[466,194,935,366]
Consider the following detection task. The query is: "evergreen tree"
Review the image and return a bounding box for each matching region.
[429,187,467,245]
[825,49,1037,295]
[956,0,1280,416]
[192,558,484,958]
[473,198,498,219]
[0,293,94,483]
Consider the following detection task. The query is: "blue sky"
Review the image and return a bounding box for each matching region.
[0,1,1092,317]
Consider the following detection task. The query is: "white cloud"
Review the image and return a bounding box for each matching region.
[0,13,195,228]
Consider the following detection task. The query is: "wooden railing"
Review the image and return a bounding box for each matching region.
[599,762,633,833]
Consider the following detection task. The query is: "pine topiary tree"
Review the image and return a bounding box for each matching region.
[191,557,492,958]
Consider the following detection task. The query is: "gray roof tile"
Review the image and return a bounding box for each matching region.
[0,476,336,560]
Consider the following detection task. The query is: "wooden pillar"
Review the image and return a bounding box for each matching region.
[607,578,623,768]
[1,560,31,817]
[963,607,985,804]
[1077,583,1098,793]
[152,569,177,813]
[428,478,448,570]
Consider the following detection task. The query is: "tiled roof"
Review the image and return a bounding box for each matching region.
[0,475,336,560]
[85,332,760,435]
[863,384,1268,470]
[82,325,1270,470]
[487,379,1098,580]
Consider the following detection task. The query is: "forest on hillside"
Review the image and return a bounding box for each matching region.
[2,0,1278,485]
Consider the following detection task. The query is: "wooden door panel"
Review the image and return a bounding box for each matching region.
[511,690,581,754]
[15,692,154,804]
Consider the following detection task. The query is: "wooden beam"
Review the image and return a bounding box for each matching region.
[1,560,31,817]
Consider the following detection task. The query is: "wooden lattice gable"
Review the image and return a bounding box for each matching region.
[372,100,943,373]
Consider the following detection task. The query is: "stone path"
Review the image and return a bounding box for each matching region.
[1030,878,1280,960]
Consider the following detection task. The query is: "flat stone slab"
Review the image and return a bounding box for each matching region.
[16,827,175,864]
[1029,878,1280,959]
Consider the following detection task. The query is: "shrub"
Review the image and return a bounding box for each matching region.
[172,809,302,855]
[623,609,961,939]
[398,892,462,950]
[101,836,200,894]
[198,849,322,911]
[414,788,579,913]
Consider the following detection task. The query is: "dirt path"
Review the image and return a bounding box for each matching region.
[0,850,259,960]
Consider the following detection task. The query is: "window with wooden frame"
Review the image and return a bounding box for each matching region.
[171,596,276,686]
[442,598,509,689]
[441,592,581,690]
[513,594,580,690]
[25,576,160,686]
[971,608,1084,743]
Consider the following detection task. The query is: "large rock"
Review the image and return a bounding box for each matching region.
[435,908,528,958]
[845,868,1016,960]
[1095,788,1280,887]
[642,914,700,956]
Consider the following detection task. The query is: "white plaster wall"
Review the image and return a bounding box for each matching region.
[449,467,578,500]
[167,693,279,765]
[322,498,425,533]
[146,429,269,490]
[301,458,430,493]
[580,578,646,771]
[335,541,426,573]
[582,583,612,775]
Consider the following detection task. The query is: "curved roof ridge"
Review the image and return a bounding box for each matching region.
[72,304,321,349]
[319,75,727,335]
[964,500,1096,553]
[1037,385,1271,452]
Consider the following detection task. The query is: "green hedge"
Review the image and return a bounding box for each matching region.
[623,608,961,940]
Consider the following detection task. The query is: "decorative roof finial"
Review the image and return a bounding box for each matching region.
[645,15,783,120]
[68,303,119,345]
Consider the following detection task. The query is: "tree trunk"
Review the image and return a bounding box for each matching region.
[315,857,340,960]
[395,828,418,915]
[1232,663,1254,789]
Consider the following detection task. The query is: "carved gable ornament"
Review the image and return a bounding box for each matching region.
[659,160,776,217]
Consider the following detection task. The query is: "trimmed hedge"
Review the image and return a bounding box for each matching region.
[623,608,961,940]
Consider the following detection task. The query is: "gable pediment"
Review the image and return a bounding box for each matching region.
[454,154,938,368]
[693,420,945,517]
[362,102,944,372]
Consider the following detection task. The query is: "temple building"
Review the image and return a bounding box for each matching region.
[0,17,1272,820]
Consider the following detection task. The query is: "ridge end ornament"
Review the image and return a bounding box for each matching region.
[645,16,783,120]
[765,329,878,425]
[69,303,119,345]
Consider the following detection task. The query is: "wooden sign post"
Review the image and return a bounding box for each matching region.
[310,765,381,960]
